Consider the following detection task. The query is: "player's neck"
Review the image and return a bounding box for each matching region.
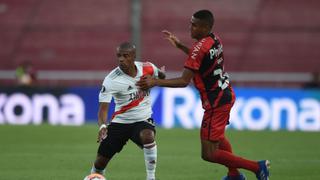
[197,32,212,41]
[124,64,137,77]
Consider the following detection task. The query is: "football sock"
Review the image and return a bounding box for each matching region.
[91,164,105,175]
[211,149,259,173]
[143,142,157,180]
[219,137,240,176]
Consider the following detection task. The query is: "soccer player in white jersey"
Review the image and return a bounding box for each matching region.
[89,42,165,180]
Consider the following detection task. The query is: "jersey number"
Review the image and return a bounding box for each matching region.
[213,68,229,90]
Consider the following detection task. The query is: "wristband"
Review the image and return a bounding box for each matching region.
[99,124,107,130]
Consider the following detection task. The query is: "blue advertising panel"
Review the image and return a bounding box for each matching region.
[152,87,320,131]
[229,88,320,131]
[0,86,319,131]
[0,86,86,125]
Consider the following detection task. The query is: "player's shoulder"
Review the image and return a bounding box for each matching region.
[138,60,157,67]
[196,33,219,51]
[101,68,121,89]
[135,61,157,69]
[104,67,123,81]
[204,33,217,45]
[134,61,143,67]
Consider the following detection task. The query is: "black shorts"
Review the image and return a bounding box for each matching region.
[98,118,156,159]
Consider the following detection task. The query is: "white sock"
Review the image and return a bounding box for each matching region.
[90,164,105,175]
[143,142,157,180]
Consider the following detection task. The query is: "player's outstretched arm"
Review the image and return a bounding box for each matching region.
[137,68,194,90]
[97,102,109,143]
[162,30,190,55]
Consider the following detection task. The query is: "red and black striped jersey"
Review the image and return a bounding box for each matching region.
[184,33,235,110]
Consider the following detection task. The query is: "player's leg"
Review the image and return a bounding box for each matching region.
[201,140,269,180]
[91,123,131,176]
[92,155,111,175]
[219,137,246,179]
[141,129,157,180]
[201,106,269,179]
[131,119,157,180]
[201,140,251,180]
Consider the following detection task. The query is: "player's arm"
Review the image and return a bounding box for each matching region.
[97,102,110,143]
[155,68,194,87]
[137,68,194,89]
[98,102,109,126]
[162,30,190,55]
[97,79,113,143]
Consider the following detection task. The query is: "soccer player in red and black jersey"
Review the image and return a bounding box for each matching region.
[137,10,270,180]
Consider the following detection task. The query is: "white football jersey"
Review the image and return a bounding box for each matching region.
[99,61,160,124]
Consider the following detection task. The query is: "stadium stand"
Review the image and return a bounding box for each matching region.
[142,0,320,73]
[0,0,319,86]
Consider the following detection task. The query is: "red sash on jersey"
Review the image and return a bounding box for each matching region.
[111,97,145,119]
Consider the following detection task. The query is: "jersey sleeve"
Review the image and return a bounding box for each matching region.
[142,62,160,78]
[149,62,160,78]
[98,77,113,103]
[184,41,206,71]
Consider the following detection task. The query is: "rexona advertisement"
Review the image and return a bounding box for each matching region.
[153,87,320,131]
[0,87,92,126]
[0,86,319,131]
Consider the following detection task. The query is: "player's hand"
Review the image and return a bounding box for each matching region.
[162,30,181,48]
[97,124,108,143]
[136,75,156,90]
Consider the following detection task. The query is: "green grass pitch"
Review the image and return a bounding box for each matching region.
[0,124,319,180]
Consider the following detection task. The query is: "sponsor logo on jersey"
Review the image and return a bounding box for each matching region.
[209,44,223,60]
[129,90,150,101]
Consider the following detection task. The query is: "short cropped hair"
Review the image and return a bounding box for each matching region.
[193,10,214,29]
[118,42,136,51]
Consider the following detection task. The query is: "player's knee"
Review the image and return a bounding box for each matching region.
[140,129,155,144]
[201,148,219,162]
[201,152,212,162]
[201,140,220,162]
